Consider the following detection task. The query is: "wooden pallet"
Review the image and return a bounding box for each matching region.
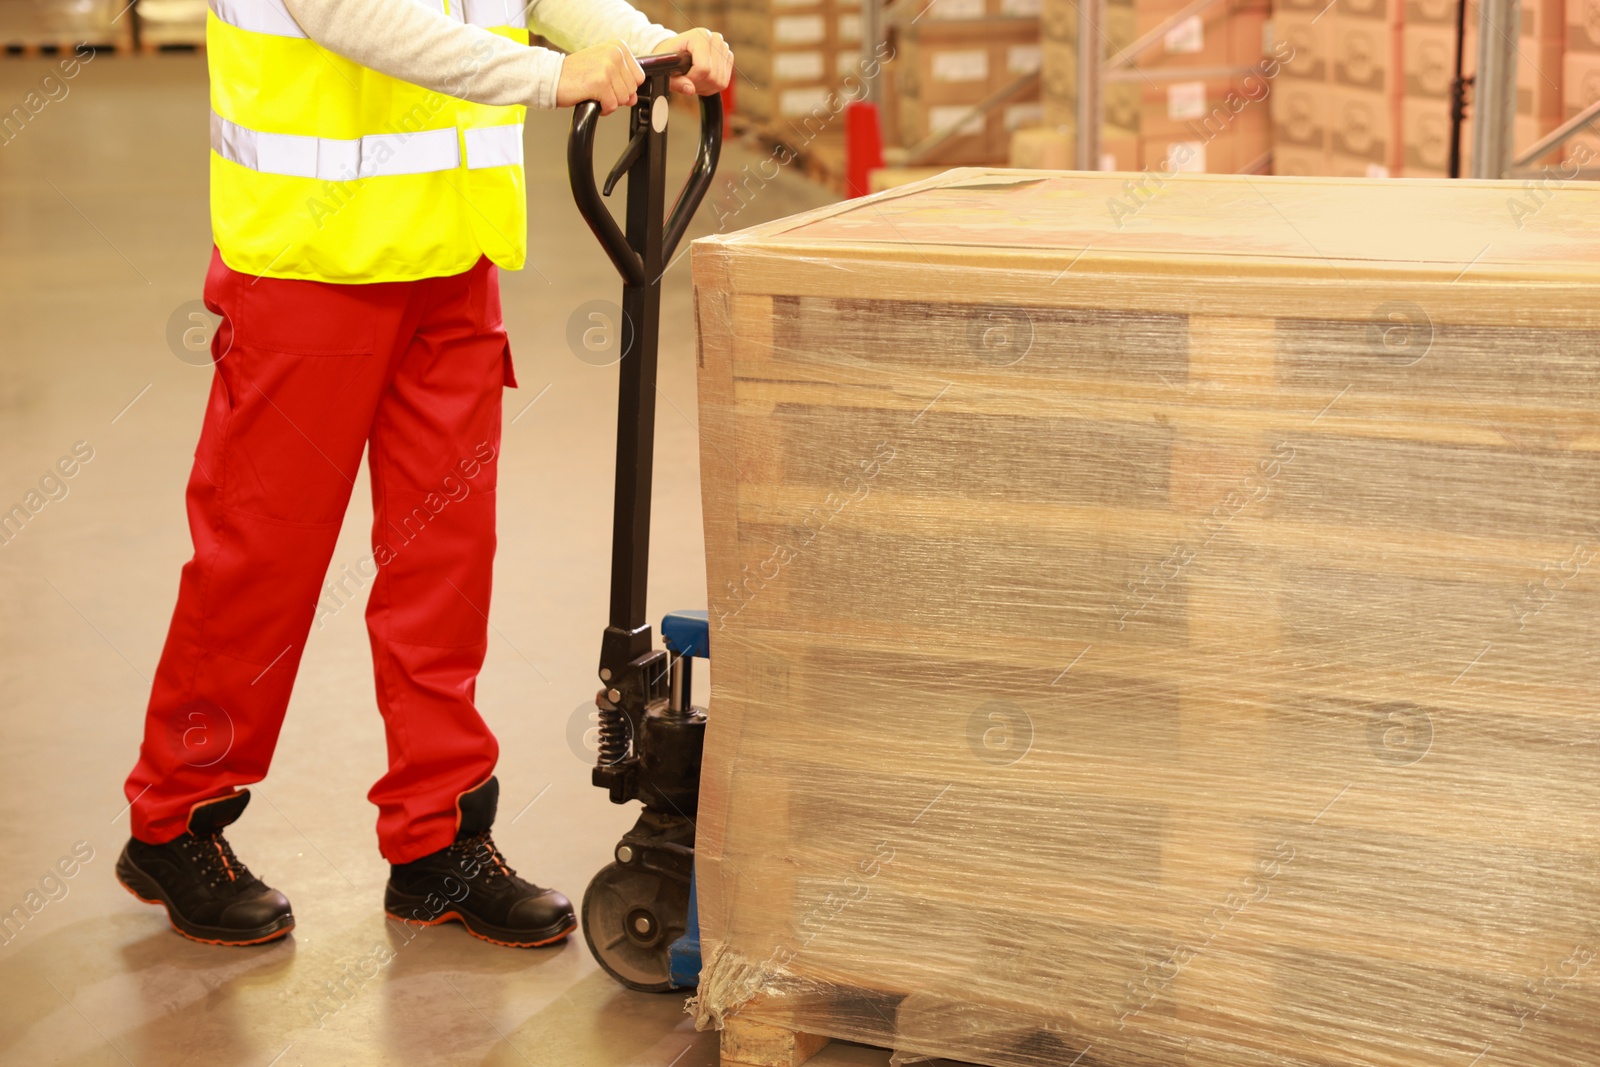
[721,1015,830,1067]
[135,27,202,53]
[1,23,133,56]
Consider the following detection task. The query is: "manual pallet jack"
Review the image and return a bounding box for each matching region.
[566,52,723,992]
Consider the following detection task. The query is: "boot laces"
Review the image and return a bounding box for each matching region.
[455,831,518,884]
[184,831,252,888]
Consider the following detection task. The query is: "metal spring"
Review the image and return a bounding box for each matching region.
[596,703,630,766]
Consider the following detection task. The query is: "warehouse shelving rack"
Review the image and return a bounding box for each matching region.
[865,0,1595,178]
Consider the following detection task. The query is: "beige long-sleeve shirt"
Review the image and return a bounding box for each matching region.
[278,0,678,110]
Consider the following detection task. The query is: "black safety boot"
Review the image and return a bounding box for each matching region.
[115,790,294,946]
[384,777,576,948]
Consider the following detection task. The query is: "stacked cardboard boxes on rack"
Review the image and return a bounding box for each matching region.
[1397,0,1475,175]
[1268,0,1331,172]
[1271,0,1565,177]
[1024,0,1141,166]
[1329,0,1402,176]
[1138,0,1271,173]
[1013,0,1271,172]
[886,0,1042,164]
[725,0,865,138]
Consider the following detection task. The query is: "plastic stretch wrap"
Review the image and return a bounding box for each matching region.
[687,169,1600,1067]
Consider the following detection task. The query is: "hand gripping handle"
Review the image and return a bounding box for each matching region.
[567,51,724,287]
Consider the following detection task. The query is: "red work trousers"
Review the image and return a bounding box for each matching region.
[125,248,515,864]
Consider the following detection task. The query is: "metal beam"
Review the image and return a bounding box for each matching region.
[1104,64,1255,82]
[1075,0,1103,170]
[1511,97,1600,170]
[1237,149,1272,174]
[1470,0,1519,178]
[860,0,884,105]
[902,72,1041,165]
[1105,0,1231,71]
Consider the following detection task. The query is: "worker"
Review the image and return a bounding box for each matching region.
[113,0,733,948]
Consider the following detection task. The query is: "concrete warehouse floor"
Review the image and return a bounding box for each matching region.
[0,51,901,1067]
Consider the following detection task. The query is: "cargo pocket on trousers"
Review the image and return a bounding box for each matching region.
[501,339,518,388]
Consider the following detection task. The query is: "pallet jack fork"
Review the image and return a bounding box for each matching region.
[566,53,722,993]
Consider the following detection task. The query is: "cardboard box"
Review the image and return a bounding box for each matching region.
[1337,0,1401,24]
[1516,112,1560,168]
[1009,124,1142,168]
[1570,0,1600,53]
[1401,94,1460,173]
[1101,126,1142,168]
[898,89,1043,162]
[1272,10,1331,82]
[1146,122,1270,172]
[1009,124,1074,166]
[890,14,1042,161]
[1270,78,1329,150]
[1142,78,1272,140]
[1042,0,1135,42]
[1404,0,1457,25]
[1273,0,1332,16]
[1144,135,1213,172]
[1518,36,1564,120]
[1328,85,1399,169]
[1271,143,1330,173]
[1519,0,1564,39]
[1401,25,1462,99]
[1134,2,1235,69]
[897,23,1043,105]
[903,0,1045,21]
[1331,14,1400,92]
[727,0,866,128]
[1323,151,1395,175]
[1563,51,1600,162]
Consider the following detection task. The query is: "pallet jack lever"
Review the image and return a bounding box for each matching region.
[566,51,722,993]
[568,52,723,289]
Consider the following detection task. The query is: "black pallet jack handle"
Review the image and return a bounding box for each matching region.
[567,53,723,804]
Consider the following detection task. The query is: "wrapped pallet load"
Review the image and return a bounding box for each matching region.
[689,169,1600,1067]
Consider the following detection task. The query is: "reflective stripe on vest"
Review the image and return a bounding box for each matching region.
[211,111,524,180]
[206,0,525,36]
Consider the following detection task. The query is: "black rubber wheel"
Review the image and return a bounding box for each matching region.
[581,860,690,992]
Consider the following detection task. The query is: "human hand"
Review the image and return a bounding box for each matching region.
[555,39,645,113]
[655,28,734,96]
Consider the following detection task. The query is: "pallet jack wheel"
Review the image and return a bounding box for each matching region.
[581,860,690,992]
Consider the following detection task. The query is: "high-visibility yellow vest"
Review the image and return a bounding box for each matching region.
[207,0,529,283]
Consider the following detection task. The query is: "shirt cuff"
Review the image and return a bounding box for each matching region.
[526,48,566,110]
